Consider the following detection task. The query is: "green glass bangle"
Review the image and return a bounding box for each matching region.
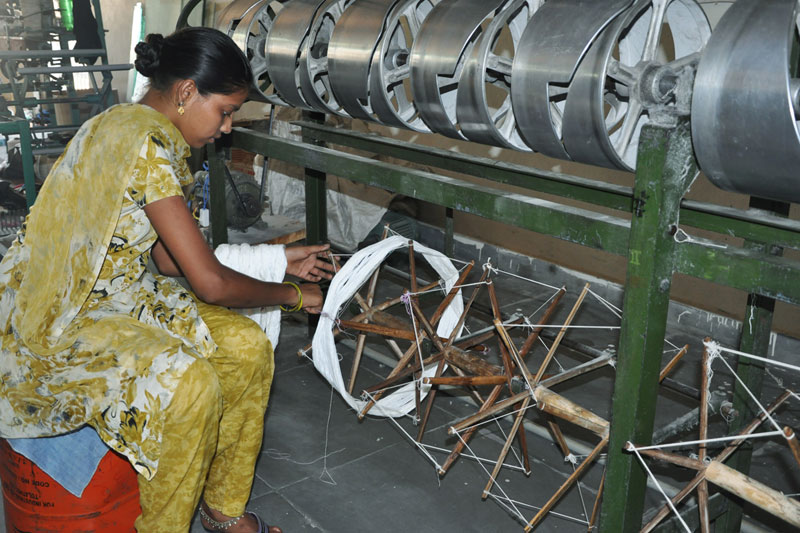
[280,281,303,312]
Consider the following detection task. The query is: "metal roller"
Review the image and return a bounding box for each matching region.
[409,0,509,139]
[511,0,634,160]
[692,0,800,202]
[456,0,542,150]
[368,0,439,131]
[215,0,288,105]
[562,0,710,170]
[327,0,403,121]
[297,0,355,116]
[267,0,331,109]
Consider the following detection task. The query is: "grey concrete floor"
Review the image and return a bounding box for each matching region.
[3,245,800,532]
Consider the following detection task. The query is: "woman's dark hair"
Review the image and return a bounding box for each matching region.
[134,27,252,95]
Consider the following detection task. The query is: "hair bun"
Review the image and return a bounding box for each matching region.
[134,34,165,78]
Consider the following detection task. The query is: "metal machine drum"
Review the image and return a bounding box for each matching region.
[267,0,331,109]
[296,0,355,116]
[409,0,509,140]
[511,0,634,161]
[561,0,710,170]
[368,0,440,132]
[215,0,288,105]
[328,0,404,121]
[692,0,800,203]
[456,0,542,150]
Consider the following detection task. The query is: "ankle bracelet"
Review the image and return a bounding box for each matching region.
[199,504,242,530]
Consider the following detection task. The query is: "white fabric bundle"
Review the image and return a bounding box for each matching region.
[311,235,464,417]
[214,243,287,348]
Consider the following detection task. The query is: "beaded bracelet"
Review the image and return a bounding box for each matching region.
[280,281,303,312]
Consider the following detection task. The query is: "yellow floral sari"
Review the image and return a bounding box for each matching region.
[0,104,216,478]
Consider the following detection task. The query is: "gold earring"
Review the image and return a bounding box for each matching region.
[177,102,185,116]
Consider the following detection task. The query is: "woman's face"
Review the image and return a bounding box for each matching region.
[177,87,249,148]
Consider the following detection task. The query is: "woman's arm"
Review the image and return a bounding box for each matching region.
[150,239,183,277]
[144,195,323,311]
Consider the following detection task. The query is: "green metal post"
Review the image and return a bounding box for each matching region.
[598,119,697,532]
[207,142,228,248]
[301,111,328,245]
[444,207,454,258]
[18,120,36,209]
[714,199,787,532]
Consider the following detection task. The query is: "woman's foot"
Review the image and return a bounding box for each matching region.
[199,501,283,533]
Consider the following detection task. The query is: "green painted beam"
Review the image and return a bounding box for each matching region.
[296,121,800,250]
[676,242,800,305]
[679,200,800,251]
[231,127,631,255]
[294,120,635,211]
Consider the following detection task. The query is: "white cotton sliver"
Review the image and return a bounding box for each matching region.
[214,243,287,348]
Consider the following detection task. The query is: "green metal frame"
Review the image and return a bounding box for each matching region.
[222,116,800,530]
[0,117,37,209]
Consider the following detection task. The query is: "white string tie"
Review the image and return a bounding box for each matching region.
[704,340,786,433]
[483,258,499,276]
[633,431,784,452]
[626,443,692,532]
[704,339,800,374]
[587,288,622,319]
[673,227,728,249]
[565,453,578,465]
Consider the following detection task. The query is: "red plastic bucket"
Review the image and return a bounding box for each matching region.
[0,438,140,532]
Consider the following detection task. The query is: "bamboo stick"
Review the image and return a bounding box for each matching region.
[444,346,504,377]
[362,351,444,394]
[547,415,571,458]
[412,266,491,442]
[539,354,614,388]
[705,461,800,528]
[659,344,689,383]
[697,481,711,533]
[295,279,441,356]
[347,240,386,393]
[430,260,474,327]
[336,320,417,341]
[588,470,605,532]
[697,339,711,533]
[639,390,793,532]
[533,283,590,383]
[482,396,532,499]
[519,287,566,358]
[533,386,609,437]
[628,446,705,471]
[422,375,507,387]
[487,280,517,383]
[440,384,505,474]
[358,343,420,419]
[495,319,535,384]
[784,426,800,469]
[524,436,609,531]
[449,391,528,434]
[488,299,531,475]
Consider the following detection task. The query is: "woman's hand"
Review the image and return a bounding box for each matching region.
[285,244,335,282]
[299,283,324,314]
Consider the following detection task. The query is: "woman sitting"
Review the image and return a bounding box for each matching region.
[0,26,332,533]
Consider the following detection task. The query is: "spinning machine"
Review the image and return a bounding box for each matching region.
[199,0,800,530]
